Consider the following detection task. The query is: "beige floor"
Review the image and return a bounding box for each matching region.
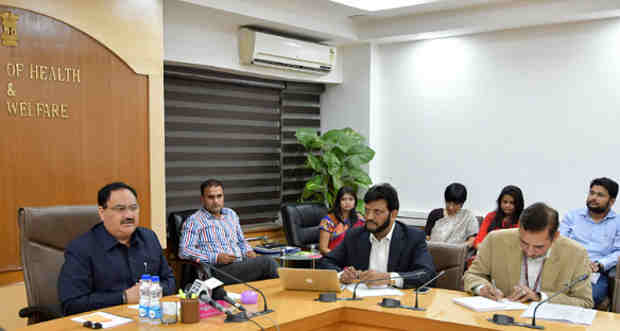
[0,282,27,330]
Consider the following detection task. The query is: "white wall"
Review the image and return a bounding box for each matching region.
[164,0,342,83]
[321,44,371,139]
[370,18,620,217]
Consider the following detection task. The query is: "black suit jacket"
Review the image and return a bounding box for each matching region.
[318,221,436,289]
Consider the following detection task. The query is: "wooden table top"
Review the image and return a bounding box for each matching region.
[14,279,620,331]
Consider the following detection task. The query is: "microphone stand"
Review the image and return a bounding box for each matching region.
[200,263,274,320]
[402,270,445,311]
[528,274,588,330]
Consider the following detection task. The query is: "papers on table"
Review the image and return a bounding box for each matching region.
[71,312,133,328]
[521,302,597,325]
[345,283,404,297]
[452,296,528,312]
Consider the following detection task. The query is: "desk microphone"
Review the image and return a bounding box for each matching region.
[409,270,446,311]
[197,291,248,323]
[200,262,274,318]
[212,286,246,312]
[528,274,588,329]
[344,270,427,301]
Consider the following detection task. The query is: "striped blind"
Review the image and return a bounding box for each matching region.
[164,65,285,225]
[281,82,324,204]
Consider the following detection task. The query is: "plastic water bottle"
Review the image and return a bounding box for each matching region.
[148,275,162,324]
[138,274,151,322]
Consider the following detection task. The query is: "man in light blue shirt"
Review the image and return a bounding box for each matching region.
[560,177,620,307]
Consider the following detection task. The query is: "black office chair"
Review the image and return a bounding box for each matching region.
[280,202,328,248]
[166,209,200,290]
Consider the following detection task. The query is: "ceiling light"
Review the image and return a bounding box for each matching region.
[329,0,436,12]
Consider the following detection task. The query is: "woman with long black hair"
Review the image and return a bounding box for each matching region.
[473,185,524,249]
[318,186,364,255]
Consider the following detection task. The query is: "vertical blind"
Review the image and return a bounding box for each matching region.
[281,83,324,204]
[164,65,323,225]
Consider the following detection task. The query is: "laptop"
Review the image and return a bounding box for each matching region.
[278,267,342,292]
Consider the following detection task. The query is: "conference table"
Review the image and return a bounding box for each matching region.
[14,279,619,331]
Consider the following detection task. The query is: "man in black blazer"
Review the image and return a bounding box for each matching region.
[318,183,436,289]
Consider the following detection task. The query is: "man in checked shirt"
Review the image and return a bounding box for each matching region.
[179,179,279,284]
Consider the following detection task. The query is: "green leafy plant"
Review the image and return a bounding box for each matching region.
[295,127,375,211]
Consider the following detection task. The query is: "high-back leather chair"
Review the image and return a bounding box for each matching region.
[166,209,198,289]
[280,203,328,248]
[427,241,468,291]
[18,205,100,324]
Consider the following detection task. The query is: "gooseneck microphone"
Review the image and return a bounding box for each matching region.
[529,274,588,329]
[212,286,247,312]
[346,270,427,301]
[409,270,446,311]
[200,262,274,317]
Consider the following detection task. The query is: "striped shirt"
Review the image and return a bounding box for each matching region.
[179,207,252,264]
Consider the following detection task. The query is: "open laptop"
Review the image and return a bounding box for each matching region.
[278,267,342,292]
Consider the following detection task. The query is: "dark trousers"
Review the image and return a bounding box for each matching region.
[593,266,616,306]
[214,256,279,285]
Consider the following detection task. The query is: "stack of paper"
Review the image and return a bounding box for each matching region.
[345,283,404,298]
[452,296,528,312]
[71,312,133,329]
[521,302,597,325]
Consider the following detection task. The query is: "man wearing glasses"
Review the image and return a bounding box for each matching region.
[318,183,436,288]
[58,182,176,315]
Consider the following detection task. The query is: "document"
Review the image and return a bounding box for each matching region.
[345,283,404,297]
[521,302,597,325]
[452,296,528,312]
[71,312,133,328]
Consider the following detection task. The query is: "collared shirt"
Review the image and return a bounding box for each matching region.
[58,223,176,315]
[368,222,403,288]
[518,248,551,301]
[179,207,252,265]
[560,208,620,271]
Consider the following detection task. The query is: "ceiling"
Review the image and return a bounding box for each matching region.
[175,0,620,45]
[324,0,514,20]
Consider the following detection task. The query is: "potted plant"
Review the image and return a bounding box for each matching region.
[295,127,375,212]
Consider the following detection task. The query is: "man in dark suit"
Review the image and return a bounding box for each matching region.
[318,183,436,289]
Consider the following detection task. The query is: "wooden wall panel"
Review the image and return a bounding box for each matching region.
[0,6,150,272]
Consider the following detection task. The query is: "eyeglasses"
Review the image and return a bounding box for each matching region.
[108,204,139,213]
[364,208,388,217]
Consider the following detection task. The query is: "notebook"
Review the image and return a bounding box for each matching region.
[278,267,342,292]
[452,296,528,312]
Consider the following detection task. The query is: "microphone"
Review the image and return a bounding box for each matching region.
[186,279,211,298]
[528,274,588,330]
[346,270,427,301]
[212,286,247,312]
[408,270,446,311]
[198,291,248,323]
[199,263,274,318]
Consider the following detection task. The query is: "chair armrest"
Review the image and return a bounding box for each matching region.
[19,306,62,323]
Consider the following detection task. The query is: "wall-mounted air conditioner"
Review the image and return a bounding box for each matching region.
[239,28,335,75]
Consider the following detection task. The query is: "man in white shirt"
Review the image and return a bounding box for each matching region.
[464,202,593,308]
[318,183,436,289]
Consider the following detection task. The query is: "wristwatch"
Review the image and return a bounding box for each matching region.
[122,291,127,304]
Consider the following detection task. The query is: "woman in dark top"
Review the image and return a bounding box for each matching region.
[473,185,524,249]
